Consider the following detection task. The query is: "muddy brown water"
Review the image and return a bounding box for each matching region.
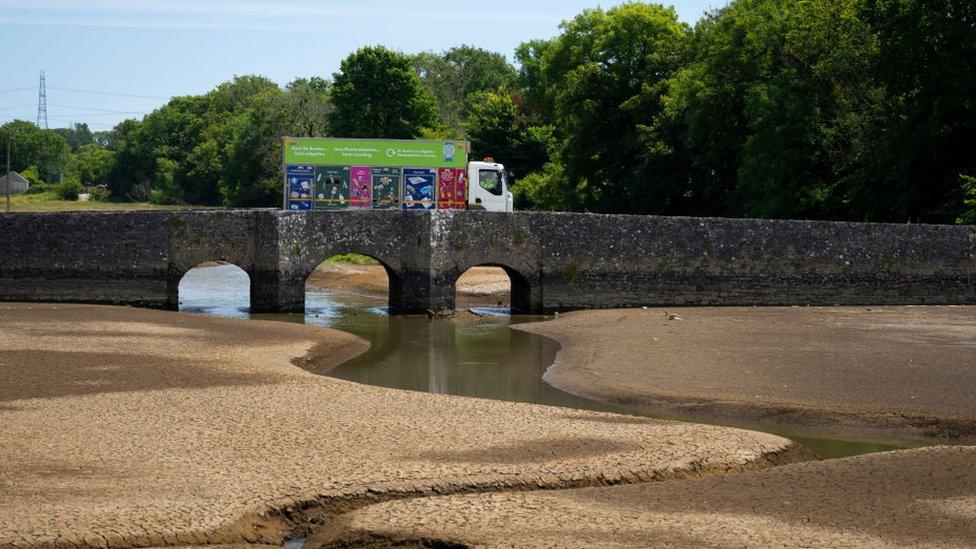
[180,264,906,459]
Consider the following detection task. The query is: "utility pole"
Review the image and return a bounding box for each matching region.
[5,135,10,213]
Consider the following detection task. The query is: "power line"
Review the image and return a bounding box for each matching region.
[0,87,33,94]
[47,86,172,100]
[49,103,148,114]
[48,112,145,117]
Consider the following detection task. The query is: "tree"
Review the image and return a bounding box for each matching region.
[66,144,114,186]
[107,119,153,200]
[958,175,976,226]
[856,0,976,223]
[660,0,887,220]
[517,4,691,213]
[466,90,552,183]
[288,77,331,95]
[330,46,437,138]
[221,80,332,206]
[52,123,95,152]
[20,165,45,187]
[0,120,70,183]
[283,77,333,137]
[413,46,516,134]
[514,39,556,125]
[108,76,281,204]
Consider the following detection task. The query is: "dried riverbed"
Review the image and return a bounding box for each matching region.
[0,303,806,547]
[4,264,974,547]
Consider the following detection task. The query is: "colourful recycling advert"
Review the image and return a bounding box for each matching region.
[286,165,314,211]
[371,167,400,210]
[437,167,467,210]
[313,166,350,210]
[282,138,471,211]
[349,166,372,209]
[402,168,436,210]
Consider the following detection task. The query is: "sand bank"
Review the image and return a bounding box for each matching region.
[318,445,976,548]
[0,304,804,547]
[516,307,976,443]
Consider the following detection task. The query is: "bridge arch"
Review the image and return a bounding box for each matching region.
[448,258,540,314]
[173,261,252,316]
[302,250,403,312]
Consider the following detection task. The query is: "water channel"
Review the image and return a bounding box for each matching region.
[180,264,906,459]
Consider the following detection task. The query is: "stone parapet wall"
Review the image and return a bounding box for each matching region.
[0,210,972,313]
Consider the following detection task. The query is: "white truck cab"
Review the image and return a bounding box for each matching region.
[467,160,514,212]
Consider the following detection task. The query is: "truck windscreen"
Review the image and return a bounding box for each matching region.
[479,170,503,196]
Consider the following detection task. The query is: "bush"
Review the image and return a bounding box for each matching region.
[325,253,380,266]
[54,179,83,201]
[149,187,182,205]
[958,175,976,226]
[21,183,55,195]
[512,161,574,211]
[20,165,45,187]
[88,185,111,202]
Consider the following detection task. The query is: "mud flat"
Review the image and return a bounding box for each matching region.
[317,445,976,548]
[516,307,976,444]
[0,304,805,547]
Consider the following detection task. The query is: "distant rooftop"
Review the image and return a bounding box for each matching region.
[1,172,30,194]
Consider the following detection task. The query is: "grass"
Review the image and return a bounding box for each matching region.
[3,192,205,212]
[324,253,381,266]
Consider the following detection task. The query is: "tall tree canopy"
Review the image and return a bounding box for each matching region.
[108,75,331,206]
[513,4,691,213]
[330,46,437,139]
[52,123,95,152]
[413,45,517,135]
[0,120,70,183]
[466,90,553,184]
[508,0,975,224]
[659,0,885,220]
[220,78,333,206]
[855,0,976,222]
[66,143,114,186]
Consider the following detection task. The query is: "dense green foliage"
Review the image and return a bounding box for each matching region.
[528,3,691,213]
[54,179,82,201]
[509,0,975,224]
[959,175,976,226]
[67,143,114,187]
[2,0,973,223]
[330,46,437,139]
[413,45,517,136]
[465,90,553,183]
[0,120,69,183]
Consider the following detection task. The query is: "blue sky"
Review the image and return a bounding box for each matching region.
[0,0,722,131]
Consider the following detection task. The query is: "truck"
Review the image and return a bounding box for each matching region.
[282,137,513,212]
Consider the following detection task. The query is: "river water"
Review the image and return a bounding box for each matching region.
[180,264,905,459]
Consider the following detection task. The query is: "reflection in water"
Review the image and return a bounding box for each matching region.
[300,291,630,413]
[180,265,621,411]
[180,264,908,459]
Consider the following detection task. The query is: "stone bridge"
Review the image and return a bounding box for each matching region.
[0,210,973,314]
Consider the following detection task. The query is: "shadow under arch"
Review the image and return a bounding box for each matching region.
[454,262,535,314]
[303,252,401,312]
[176,261,252,317]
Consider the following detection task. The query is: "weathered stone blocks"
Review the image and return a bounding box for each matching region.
[0,210,972,314]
